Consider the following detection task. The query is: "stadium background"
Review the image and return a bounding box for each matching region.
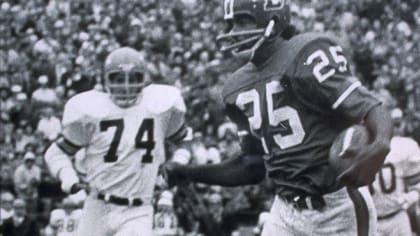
[0,0,419,235]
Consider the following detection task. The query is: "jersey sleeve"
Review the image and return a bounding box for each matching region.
[165,90,188,143]
[58,98,95,155]
[291,40,380,123]
[224,103,265,155]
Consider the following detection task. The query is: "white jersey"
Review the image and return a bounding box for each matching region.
[370,136,420,216]
[49,209,82,236]
[60,85,186,203]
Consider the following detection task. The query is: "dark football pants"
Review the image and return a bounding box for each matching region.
[262,187,377,236]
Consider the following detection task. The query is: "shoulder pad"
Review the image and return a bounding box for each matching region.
[222,33,340,102]
[65,90,111,119]
[142,84,184,114]
[287,32,338,50]
[283,32,339,62]
[222,63,255,102]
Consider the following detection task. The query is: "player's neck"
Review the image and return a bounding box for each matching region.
[251,38,282,67]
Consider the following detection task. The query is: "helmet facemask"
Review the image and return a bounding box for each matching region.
[103,47,147,108]
[217,18,276,61]
[105,69,145,108]
[217,0,290,62]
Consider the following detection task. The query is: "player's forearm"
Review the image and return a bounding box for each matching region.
[181,154,266,186]
[44,143,80,193]
[364,105,392,159]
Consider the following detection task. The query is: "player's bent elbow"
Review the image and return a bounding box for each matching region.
[44,143,56,165]
[44,143,62,164]
[365,105,392,156]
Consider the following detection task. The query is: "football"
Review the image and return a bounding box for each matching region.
[329,125,371,175]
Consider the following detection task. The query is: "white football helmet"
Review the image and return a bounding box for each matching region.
[104,47,149,107]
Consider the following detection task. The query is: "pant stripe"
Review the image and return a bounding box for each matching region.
[347,187,369,236]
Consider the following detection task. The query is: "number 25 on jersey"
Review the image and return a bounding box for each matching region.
[236,81,305,152]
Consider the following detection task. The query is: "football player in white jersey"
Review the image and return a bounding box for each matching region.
[45,198,82,236]
[44,47,188,236]
[370,109,420,236]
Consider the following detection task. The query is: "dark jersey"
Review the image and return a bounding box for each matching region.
[223,33,380,197]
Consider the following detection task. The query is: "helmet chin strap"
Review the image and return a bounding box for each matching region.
[233,20,276,63]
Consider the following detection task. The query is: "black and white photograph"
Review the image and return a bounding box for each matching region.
[0,0,420,235]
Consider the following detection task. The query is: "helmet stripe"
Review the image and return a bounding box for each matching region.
[224,0,234,19]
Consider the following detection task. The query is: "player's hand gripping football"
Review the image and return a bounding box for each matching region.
[337,142,390,187]
[160,162,190,188]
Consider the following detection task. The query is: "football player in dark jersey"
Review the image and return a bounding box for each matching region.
[164,0,392,235]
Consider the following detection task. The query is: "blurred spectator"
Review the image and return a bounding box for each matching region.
[153,190,181,236]
[13,124,36,154]
[206,145,221,164]
[36,107,61,141]
[371,76,397,110]
[190,133,210,165]
[172,148,192,165]
[65,68,96,95]
[0,86,14,114]
[253,212,271,236]
[33,33,59,58]
[31,75,59,107]
[1,198,41,236]
[30,51,57,89]
[221,187,252,234]
[217,122,241,160]
[205,190,223,225]
[0,192,15,225]
[391,107,409,136]
[406,71,420,111]
[0,157,15,193]
[13,152,41,214]
[8,92,33,128]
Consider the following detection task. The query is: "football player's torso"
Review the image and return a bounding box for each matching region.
[370,137,420,216]
[75,87,174,200]
[223,34,348,195]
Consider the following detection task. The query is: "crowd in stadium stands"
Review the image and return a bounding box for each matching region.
[0,0,419,235]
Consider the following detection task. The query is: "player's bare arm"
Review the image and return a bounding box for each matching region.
[163,102,267,187]
[164,151,266,187]
[164,134,266,187]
